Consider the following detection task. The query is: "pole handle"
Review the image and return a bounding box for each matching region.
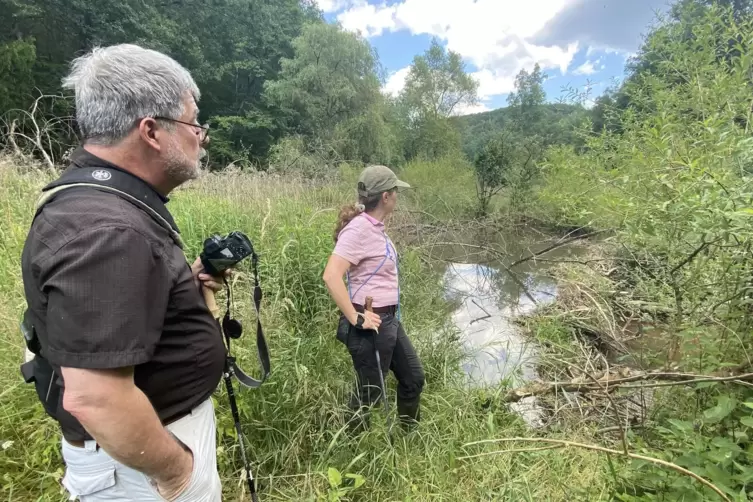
[203,285,221,319]
[365,296,374,312]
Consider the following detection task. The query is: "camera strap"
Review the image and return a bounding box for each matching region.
[217,252,269,502]
[36,166,185,249]
[220,252,271,388]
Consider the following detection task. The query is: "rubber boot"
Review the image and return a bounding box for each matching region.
[345,400,371,435]
[397,401,420,431]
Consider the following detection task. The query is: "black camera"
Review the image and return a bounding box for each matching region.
[200,231,255,276]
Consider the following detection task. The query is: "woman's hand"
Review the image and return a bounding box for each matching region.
[349,311,382,330]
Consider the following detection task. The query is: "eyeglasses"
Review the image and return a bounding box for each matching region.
[154,116,210,143]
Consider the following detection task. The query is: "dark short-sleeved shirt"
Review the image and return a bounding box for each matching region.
[21,148,225,442]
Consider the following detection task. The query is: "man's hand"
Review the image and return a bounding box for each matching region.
[156,448,193,501]
[190,257,230,292]
[61,366,195,498]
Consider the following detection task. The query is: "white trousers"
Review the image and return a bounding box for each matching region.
[61,398,222,501]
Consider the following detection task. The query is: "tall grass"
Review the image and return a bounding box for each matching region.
[0,156,611,501]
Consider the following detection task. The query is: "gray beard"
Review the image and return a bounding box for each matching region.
[165,141,204,185]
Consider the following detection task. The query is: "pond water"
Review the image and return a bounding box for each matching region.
[437,229,587,427]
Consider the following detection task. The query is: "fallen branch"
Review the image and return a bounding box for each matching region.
[597,424,646,435]
[460,437,731,501]
[429,241,539,305]
[8,120,22,156]
[509,230,609,267]
[501,371,753,403]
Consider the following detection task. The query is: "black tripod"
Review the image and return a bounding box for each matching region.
[223,358,257,502]
[203,256,270,502]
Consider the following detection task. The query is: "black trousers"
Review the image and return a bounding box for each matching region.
[337,313,425,427]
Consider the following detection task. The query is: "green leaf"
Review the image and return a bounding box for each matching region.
[742,402,753,410]
[668,419,694,432]
[703,395,738,424]
[704,464,736,495]
[740,417,753,428]
[733,462,753,483]
[328,467,342,488]
[345,473,366,489]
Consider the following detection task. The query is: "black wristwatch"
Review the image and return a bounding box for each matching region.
[354,313,365,329]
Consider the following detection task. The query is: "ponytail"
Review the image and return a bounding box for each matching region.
[334,203,363,243]
[333,190,388,242]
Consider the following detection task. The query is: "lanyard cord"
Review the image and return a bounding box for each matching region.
[345,231,401,320]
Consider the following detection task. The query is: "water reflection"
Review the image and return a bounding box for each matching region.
[443,261,560,428]
[444,263,556,387]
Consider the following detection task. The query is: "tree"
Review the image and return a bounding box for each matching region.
[401,38,479,119]
[263,22,397,166]
[0,39,36,116]
[398,38,478,160]
[264,23,381,139]
[506,63,546,133]
[672,0,753,21]
[473,130,538,215]
[588,0,753,136]
[0,0,316,167]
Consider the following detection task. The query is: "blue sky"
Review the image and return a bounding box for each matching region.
[317,0,671,114]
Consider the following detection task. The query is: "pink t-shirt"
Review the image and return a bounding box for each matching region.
[333,213,399,308]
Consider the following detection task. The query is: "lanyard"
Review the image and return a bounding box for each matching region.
[346,231,401,320]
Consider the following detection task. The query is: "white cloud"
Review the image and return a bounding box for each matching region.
[533,0,668,54]
[471,69,516,98]
[572,58,601,76]
[338,0,579,102]
[338,1,397,37]
[315,0,353,13]
[453,101,493,116]
[382,66,411,96]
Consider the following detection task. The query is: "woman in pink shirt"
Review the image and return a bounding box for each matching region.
[323,165,425,431]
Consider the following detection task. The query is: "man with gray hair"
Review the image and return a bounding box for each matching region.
[20,44,225,501]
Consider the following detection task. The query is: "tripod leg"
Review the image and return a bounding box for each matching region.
[224,369,257,501]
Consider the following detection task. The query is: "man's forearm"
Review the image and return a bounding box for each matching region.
[62,368,190,484]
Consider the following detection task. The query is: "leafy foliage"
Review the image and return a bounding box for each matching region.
[537,2,753,499]
[468,63,577,214]
[453,103,588,160]
[401,39,479,119]
[0,0,317,165]
[506,63,547,128]
[264,23,383,160]
[473,131,539,215]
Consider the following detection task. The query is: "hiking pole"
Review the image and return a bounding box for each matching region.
[364,296,393,434]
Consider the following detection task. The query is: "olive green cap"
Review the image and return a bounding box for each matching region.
[357,165,411,197]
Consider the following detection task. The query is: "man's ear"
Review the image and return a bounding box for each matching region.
[138,118,162,152]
